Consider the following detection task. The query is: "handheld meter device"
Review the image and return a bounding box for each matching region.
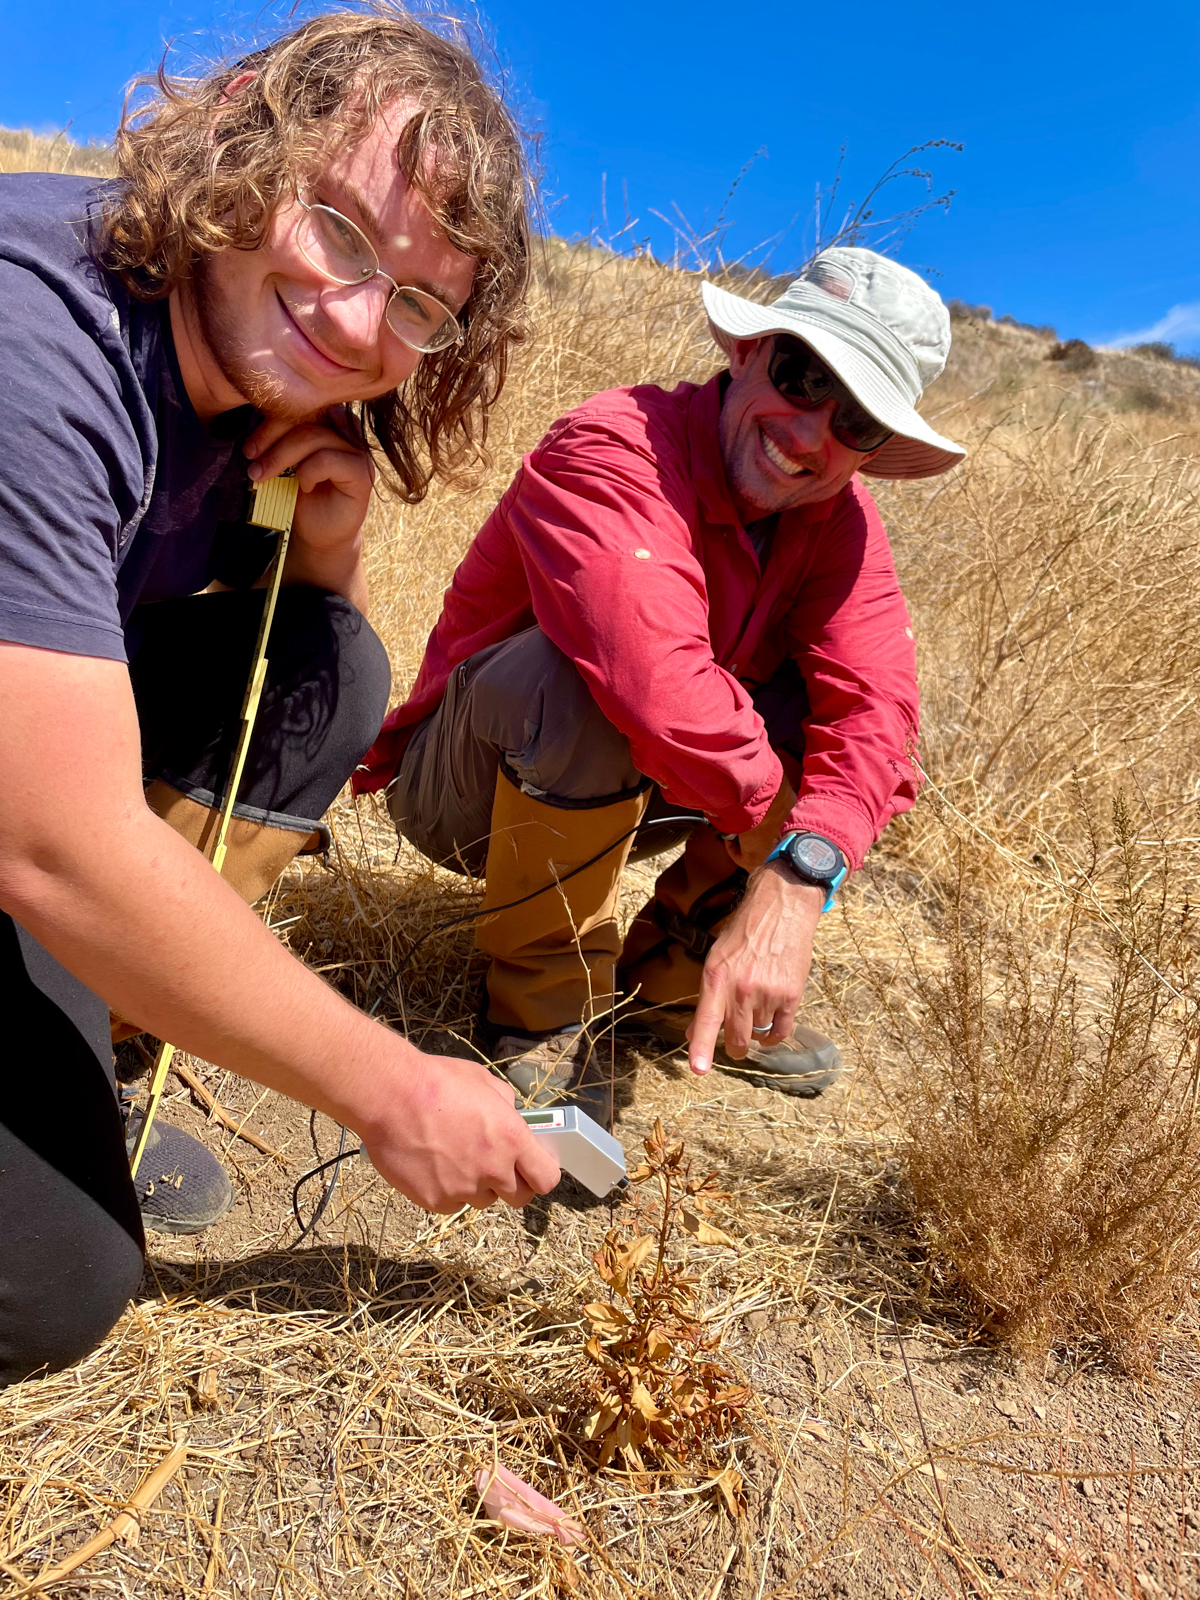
[519,1106,627,1197]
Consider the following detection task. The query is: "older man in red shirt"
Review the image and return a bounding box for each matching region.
[357,247,966,1111]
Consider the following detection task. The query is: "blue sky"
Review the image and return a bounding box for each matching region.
[2,0,1198,351]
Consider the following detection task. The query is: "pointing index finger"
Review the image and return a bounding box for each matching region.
[687,979,725,1076]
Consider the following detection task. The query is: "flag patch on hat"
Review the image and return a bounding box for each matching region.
[802,259,854,301]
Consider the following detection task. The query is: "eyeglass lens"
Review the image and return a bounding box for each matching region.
[768,337,892,452]
[297,204,461,353]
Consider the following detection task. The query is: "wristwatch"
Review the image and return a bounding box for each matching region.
[764,832,848,912]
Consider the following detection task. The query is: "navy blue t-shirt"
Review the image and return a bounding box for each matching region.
[0,173,275,663]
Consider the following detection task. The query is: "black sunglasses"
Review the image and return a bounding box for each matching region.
[767,335,894,453]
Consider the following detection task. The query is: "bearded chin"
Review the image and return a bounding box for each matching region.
[190,256,311,422]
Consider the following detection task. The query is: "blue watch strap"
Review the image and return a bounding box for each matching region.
[766,832,847,913]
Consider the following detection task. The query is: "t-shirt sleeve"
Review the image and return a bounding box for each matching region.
[0,262,147,662]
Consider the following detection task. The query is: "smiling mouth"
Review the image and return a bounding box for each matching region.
[276,292,360,375]
[760,427,814,478]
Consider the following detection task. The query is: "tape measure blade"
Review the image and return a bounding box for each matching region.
[249,473,299,532]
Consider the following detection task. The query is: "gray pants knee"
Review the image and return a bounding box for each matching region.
[389,628,644,875]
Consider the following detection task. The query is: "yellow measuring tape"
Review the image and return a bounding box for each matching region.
[129,470,300,1180]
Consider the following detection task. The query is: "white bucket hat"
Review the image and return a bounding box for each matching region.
[701,246,966,480]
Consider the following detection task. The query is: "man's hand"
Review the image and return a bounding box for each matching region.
[686,861,822,1075]
[358,1052,560,1213]
[726,775,798,873]
[244,410,373,611]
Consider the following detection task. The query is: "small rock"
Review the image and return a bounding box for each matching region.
[802,1418,832,1443]
[994,1397,1024,1421]
[744,1310,770,1333]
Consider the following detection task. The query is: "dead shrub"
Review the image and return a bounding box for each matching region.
[575,1120,750,1487]
[883,799,1200,1368]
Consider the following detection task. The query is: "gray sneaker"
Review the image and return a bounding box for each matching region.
[493,1025,613,1125]
[635,1010,842,1097]
[125,1108,235,1236]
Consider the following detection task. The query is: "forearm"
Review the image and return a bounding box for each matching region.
[1,808,405,1141]
[0,640,560,1213]
[282,538,369,615]
[728,860,823,966]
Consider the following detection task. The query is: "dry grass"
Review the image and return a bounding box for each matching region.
[847,800,1200,1367]
[0,126,114,176]
[3,128,1200,1597]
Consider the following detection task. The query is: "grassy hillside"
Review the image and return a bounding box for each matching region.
[4,128,1200,1599]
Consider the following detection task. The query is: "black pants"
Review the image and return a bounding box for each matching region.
[0,589,390,1384]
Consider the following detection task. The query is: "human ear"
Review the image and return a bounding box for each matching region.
[727,336,768,378]
[219,70,258,103]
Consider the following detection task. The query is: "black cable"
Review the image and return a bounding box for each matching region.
[292,1125,354,1240]
[290,810,702,1238]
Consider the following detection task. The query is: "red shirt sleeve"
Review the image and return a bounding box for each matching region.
[506,411,785,832]
[781,482,921,868]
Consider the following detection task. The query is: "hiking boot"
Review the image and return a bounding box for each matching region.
[476,773,649,1036]
[634,1010,842,1098]
[124,1106,235,1237]
[492,1025,613,1126]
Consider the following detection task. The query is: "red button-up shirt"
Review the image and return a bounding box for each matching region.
[356,374,921,870]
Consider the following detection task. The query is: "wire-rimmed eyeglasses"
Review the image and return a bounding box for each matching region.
[294,196,463,354]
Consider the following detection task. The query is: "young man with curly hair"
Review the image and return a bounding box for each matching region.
[0,7,558,1384]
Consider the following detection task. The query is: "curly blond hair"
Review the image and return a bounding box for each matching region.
[98,5,532,502]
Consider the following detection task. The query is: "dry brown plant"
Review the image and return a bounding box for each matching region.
[851,795,1200,1368]
[578,1120,750,1484]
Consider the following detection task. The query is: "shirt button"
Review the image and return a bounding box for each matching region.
[632,548,651,559]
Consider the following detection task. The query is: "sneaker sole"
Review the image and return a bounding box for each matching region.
[743,1065,841,1098]
[141,1202,234,1238]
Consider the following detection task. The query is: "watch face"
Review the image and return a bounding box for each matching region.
[792,834,841,879]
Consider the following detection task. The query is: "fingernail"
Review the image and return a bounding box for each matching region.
[247,461,262,480]
[691,1057,711,1075]
[243,440,258,458]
